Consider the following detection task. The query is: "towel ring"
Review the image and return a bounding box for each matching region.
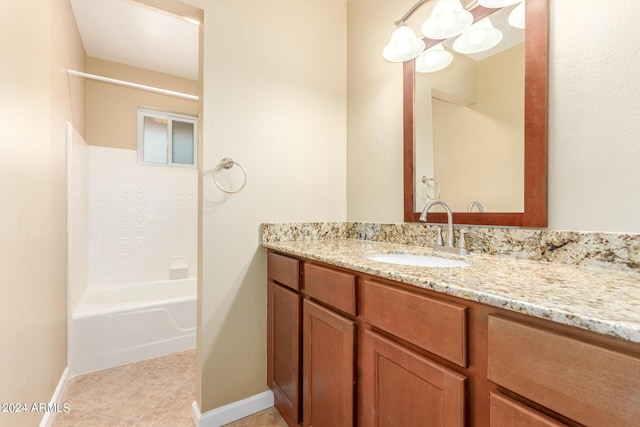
[421,176,440,200]
[213,157,247,194]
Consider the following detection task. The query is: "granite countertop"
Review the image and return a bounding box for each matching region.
[261,238,640,344]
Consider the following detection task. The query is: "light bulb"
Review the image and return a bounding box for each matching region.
[382,24,426,63]
[424,51,439,66]
[416,44,453,73]
[396,39,410,54]
[452,17,503,54]
[421,0,473,40]
[437,11,456,30]
[509,1,525,29]
[468,29,487,46]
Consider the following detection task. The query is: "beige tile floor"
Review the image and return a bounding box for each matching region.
[224,407,288,427]
[51,349,287,427]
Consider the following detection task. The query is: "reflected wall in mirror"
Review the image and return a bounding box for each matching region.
[404,0,548,227]
[416,5,524,213]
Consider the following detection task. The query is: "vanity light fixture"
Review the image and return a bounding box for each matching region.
[421,0,474,39]
[415,43,453,73]
[382,0,464,63]
[452,17,503,54]
[383,0,525,64]
[477,0,521,8]
[508,0,525,29]
[383,23,426,62]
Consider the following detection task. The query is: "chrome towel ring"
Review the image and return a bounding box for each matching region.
[213,157,247,194]
[420,176,440,200]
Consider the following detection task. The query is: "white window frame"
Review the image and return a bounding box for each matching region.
[137,108,198,168]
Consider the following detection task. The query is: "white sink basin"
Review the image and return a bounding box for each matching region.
[365,253,469,268]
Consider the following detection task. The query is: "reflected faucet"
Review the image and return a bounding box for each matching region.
[467,201,485,213]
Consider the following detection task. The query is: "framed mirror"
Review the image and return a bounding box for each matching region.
[404,0,548,227]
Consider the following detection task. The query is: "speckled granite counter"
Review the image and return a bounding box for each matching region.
[261,238,640,344]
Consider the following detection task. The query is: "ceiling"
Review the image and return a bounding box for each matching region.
[69,0,199,80]
[68,0,517,81]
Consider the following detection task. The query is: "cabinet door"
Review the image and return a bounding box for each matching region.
[268,281,301,427]
[360,329,466,427]
[303,299,355,427]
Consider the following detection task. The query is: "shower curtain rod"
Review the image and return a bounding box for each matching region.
[67,69,199,101]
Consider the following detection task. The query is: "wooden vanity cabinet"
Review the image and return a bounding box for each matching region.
[360,279,468,427]
[267,250,640,427]
[302,263,357,427]
[267,252,302,427]
[267,252,356,427]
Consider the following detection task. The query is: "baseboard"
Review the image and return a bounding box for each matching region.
[39,366,71,427]
[191,390,274,427]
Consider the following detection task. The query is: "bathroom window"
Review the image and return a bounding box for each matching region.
[137,108,197,167]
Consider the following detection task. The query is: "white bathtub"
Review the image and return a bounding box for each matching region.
[69,278,197,375]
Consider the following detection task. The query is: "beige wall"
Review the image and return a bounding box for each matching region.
[347,0,640,233]
[0,0,85,425]
[181,0,347,413]
[86,58,198,149]
[547,0,640,232]
[347,0,415,222]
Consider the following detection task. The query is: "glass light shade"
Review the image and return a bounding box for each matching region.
[416,44,453,73]
[383,24,426,63]
[452,17,503,54]
[478,0,521,7]
[509,1,525,29]
[421,0,473,40]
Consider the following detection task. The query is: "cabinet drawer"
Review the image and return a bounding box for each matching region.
[303,263,356,316]
[361,279,468,367]
[488,315,640,427]
[490,392,567,427]
[268,251,300,291]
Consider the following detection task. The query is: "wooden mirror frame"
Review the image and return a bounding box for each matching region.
[404,0,548,227]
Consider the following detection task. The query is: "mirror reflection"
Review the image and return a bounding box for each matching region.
[414,5,525,213]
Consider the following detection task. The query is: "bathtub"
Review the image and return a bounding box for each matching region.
[68,278,197,375]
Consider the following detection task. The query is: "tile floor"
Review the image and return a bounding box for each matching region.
[51,349,287,427]
[225,407,288,427]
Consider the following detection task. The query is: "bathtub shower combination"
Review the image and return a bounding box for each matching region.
[69,278,197,374]
[66,123,198,375]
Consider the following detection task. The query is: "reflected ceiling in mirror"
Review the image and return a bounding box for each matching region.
[403,0,548,227]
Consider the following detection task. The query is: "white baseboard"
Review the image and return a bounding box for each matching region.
[191,390,274,427]
[39,366,71,427]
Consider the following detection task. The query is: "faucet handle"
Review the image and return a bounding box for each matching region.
[435,227,444,246]
[457,229,467,250]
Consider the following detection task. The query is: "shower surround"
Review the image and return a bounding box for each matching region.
[66,123,197,374]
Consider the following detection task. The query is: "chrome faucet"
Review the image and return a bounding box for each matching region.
[420,200,468,255]
[467,200,484,212]
[420,201,454,247]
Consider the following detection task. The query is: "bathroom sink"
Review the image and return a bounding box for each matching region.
[365,253,469,268]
